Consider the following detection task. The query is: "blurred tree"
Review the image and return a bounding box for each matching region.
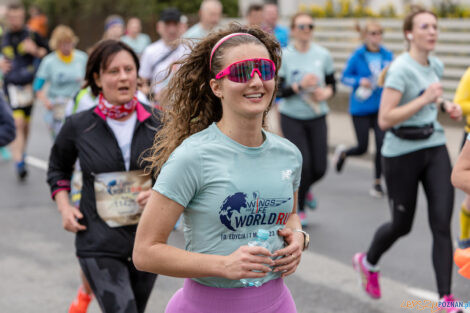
[21,0,238,47]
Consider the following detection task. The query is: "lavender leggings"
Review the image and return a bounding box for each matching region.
[165,278,297,313]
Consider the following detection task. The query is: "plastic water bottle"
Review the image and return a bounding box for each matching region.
[240,229,272,287]
[355,86,372,101]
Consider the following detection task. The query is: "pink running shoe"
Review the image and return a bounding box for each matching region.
[438,294,463,313]
[352,252,381,299]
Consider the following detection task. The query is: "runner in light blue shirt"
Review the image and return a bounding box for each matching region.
[276,13,335,225]
[134,26,307,313]
[183,0,222,42]
[154,123,301,288]
[33,25,87,138]
[353,9,463,307]
[381,52,446,157]
[121,17,151,57]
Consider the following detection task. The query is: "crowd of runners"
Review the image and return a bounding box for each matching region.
[0,0,470,312]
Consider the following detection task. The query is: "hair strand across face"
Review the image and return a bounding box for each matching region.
[142,23,281,177]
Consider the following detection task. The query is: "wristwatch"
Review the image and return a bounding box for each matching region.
[293,229,310,251]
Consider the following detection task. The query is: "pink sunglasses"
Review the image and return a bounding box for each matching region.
[215,58,276,83]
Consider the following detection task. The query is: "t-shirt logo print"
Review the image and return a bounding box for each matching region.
[281,169,293,180]
[218,192,291,231]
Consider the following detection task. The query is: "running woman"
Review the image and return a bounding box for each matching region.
[133,25,308,313]
[47,40,159,313]
[353,8,463,311]
[336,20,393,197]
[33,25,87,139]
[277,12,336,225]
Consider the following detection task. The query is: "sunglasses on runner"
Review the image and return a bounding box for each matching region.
[367,30,383,36]
[215,58,276,83]
[296,24,314,31]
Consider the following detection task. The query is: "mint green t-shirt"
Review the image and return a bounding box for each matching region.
[35,50,88,100]
[120,34,151,56]
[382,52,446,157]
[278,43,335,120]
[183,23,209,41]
[154,123,302,288]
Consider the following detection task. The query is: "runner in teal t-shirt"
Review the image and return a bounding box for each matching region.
[120,17,151,57]
[134,25,307,312]
[33,25,87,138]
[182,0,222,42]
[277,13,336,225]
[353,9,463,310]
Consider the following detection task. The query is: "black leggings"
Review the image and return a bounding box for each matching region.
[280,114,327,212]
[79,257,157,313]
[366,145,454,297]
[345,114,384,179]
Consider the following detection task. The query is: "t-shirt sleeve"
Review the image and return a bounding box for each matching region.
[432,57,444,79]
[35,55,50,80]
[153,143,202,208]
[384,65,406,93]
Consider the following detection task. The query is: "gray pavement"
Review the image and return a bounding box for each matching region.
[1,104,469,313]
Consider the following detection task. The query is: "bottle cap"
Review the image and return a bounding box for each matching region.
[257,229,270,240]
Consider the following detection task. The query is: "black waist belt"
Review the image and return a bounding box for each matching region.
[390,123,434,140]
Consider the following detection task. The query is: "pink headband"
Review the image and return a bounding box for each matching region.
[209,32,256,70]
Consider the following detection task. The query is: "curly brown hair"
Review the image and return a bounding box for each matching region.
[144,23,281,177]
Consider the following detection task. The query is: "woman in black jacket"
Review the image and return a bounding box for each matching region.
[47,40,160,313]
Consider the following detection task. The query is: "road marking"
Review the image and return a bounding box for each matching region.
[22,154,470,312]
[406,287,438,301]
[295,250,469,312]
[25,156,48,171]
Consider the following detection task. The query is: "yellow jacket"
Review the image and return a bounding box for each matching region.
[454,67,470,133]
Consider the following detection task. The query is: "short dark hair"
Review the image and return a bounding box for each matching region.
[84,40,140,97]
[246,4,263,16]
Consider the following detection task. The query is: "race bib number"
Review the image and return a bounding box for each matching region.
[51,97,70,121]
[7,84,33,108]
[94,170,151,227]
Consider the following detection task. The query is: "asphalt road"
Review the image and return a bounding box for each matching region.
[0,105,469,313]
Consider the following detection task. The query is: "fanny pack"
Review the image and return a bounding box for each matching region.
[390,123,434,140]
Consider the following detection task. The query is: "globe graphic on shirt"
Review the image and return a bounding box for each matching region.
[218,192,248,231]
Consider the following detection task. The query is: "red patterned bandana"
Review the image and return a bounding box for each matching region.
[97,93,138,120]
